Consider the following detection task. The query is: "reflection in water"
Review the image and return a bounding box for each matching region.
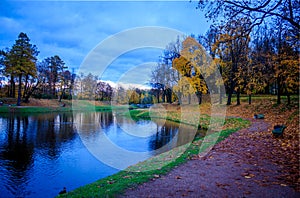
[0,111,203,197]
[0,113,77,197]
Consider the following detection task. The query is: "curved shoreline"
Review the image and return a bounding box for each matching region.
[120,119,299,197]
[58,116,250,197]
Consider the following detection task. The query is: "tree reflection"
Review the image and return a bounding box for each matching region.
[148,123,178,151]
[0,113,77,196]
[148,120,197,153]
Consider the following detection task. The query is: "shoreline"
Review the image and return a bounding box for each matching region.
[0,105,113,113]
[57,112,250,197]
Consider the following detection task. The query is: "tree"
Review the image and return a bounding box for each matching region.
[198,0,299,105]
[95,81,113,101]
[58,70,73,101]
[211,18,251,105]
[173,36,209,104]
[82,73,98,100]
[197,0,299,38]
[150,38,181,104]
[274,26,299,104]
[4,33,39,106]
[198,26,226,104]
[45,55,66,97]
[250,22,299,104]
[127,88,140,104]
[248,25,277,104]
[115,86,126,104]
[172,76,195,104]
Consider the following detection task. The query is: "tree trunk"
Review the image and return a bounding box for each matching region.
[236,88,241,105]
[248,94,252,104]
[12,80,15,98]
[9,76,15,98]
[52,83,56,97]
[188,94,191,104]
[177,91,182,105]
[196,91,202,105]
[265,82,270,94]
[17,75,22,106]
[227,93,232,105]
[23,75,29,98]
[287,93,290,105]
[227,82,234,105]
[59,88,65,102]
[277,77,281,104]
[219,85,223,104]
[156,90,160,103]
[166,88,172,104]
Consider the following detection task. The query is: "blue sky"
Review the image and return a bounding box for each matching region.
[0,0,210,85]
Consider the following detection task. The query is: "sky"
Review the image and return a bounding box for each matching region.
[0,0,211,87]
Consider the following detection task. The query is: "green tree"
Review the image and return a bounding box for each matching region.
[82,73,98,100]
[45,55,67,97]
[5,33,39,106]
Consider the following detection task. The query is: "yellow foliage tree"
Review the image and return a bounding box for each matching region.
[172,36,209,104]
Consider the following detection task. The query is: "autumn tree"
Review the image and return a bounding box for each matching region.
[273,20,299,104]
[172,76,195,104]
[197,0,299,105]
[198,26,227,104]
[249,21,299,105]
[3,33,39,105]
[81,73,98,100]
[211,18,251,105]
[126,88,140,104]
[173,36,209,105]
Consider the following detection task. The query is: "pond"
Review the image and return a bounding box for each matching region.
[0,111,200,197]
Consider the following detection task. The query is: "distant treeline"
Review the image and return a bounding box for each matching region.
[1,1,299,106]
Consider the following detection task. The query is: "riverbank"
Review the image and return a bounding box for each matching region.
[57,101,250,197]
[0,105,113,113]
[59,96,299,197]
[58,116,250,197]
[121,119,300,197]
[0,98,112,113]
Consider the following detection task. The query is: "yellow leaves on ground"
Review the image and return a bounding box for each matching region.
[226,98,299,190]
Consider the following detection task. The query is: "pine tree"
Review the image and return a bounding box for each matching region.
[6,32,39,106]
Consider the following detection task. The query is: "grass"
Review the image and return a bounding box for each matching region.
[0,105,114,113]
[58,109,250,198]
[0,106,72,113]
[228,94,299,104]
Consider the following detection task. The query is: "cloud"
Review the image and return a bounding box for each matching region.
[0,1,210,86]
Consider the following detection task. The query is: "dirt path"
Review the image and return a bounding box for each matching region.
[120,119,299,197]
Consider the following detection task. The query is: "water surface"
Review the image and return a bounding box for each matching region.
[0,111,199,197]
